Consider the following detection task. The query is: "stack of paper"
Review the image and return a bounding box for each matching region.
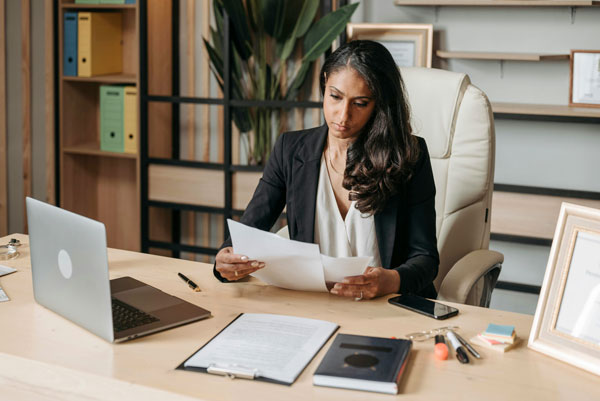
[0,265,16,277]
[470,324,518,353]
[227,220,371,292]
[0,265,16,302]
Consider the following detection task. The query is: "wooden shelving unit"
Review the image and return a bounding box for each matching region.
[492,102,600,119]
[62,3,136,9]
[58,0,140,251]
[491,191,600,240]
[436,50,569,61]
[63,142,139,159]
[62,73,137,84]
[395,0,600,6]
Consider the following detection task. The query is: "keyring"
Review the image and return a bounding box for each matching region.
[405,326,460,341]
[0,238,21,260]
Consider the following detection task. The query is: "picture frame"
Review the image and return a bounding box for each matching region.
[346,23,433,68]
[569,50,600,108]
[528,202,600,376]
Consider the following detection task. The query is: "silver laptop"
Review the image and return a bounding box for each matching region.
[26,197,211,343]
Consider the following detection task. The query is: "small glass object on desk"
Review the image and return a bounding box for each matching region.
[0,238,21,260]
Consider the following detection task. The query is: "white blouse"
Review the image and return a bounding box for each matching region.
[314,156,382,268]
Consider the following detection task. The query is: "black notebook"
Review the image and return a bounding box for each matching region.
[313,333,412,394]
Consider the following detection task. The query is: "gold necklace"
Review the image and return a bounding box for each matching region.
[327,145,344,175]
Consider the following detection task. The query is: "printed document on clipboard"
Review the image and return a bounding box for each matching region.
[177,313,338,385]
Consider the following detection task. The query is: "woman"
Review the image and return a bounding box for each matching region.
[214,40,439,300]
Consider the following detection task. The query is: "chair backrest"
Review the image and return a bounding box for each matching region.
[400,67,496,291]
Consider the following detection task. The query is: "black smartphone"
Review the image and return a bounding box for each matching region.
[388,294,459,320]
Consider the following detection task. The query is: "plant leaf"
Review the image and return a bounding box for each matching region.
[246,0,260,32]
[273,0,299,40]
[295,0,319,37]
[203,38,223,82]
[285,61,311,100]
[278,0,319,61]
[213,1,224,35]
[218,0,253,60]
[260,0,284,37]
[302,2,359,63]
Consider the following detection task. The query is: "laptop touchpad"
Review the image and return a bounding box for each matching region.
[113,286,182,312]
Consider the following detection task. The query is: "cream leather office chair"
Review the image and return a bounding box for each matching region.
[400,67,502,307]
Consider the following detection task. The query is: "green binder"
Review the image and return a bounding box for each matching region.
[100,85,125,153]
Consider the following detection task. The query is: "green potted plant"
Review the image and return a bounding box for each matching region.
[204,0,359,165]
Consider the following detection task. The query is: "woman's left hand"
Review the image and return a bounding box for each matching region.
[330,267,400,300]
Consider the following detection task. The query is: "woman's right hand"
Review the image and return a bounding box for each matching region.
[215,247,265,281]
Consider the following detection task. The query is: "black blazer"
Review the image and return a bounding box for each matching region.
[214,124,439,298]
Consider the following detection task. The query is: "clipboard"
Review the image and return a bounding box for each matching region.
[176,313,339,386]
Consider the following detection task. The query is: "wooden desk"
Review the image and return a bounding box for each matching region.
[0,234,598,400]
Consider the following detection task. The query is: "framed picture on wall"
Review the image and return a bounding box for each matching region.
[569,50,600,108]
[528,202,600,376]
[346,23,433,68]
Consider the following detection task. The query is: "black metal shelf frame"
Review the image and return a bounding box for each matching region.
[139,0,339,257]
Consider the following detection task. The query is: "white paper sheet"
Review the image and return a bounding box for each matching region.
[183,313,338,384]
[227,220,327,292]
[0,265,16,277]
[321,255,370,283]
[0,286,9,302]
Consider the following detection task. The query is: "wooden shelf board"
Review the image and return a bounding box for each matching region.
[492,102,600,118]
[63,143,138,159]
[491,191,600,240]
[61,4,136,10]
[436,50,569,61]
[395,1,600,6]
[62,74,137,84]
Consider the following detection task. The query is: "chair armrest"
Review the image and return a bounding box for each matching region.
[438,250,504,305]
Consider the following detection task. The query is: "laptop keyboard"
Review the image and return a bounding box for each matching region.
[111,298,160,332]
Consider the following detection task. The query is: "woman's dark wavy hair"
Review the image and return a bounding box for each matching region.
[320,40,420,215]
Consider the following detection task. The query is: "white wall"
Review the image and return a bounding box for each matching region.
[352,1,600,313]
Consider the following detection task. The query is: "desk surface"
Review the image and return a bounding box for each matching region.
[0,234,598,401]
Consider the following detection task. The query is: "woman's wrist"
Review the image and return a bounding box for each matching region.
[379,268,401,297]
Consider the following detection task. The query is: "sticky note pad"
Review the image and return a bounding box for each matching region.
[485,324,515,337]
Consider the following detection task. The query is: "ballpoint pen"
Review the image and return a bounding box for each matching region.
[446,331,469,364]
[451,330,481,359]
[178,272,201,292]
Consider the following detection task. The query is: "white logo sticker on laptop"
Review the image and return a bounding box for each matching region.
[58,249,73,279]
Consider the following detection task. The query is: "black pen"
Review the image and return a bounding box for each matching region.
[446,331,469,364]
[178,272,201,292]
[451,330,481,359]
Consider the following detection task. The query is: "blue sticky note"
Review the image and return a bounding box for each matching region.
[485,323,515,337]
